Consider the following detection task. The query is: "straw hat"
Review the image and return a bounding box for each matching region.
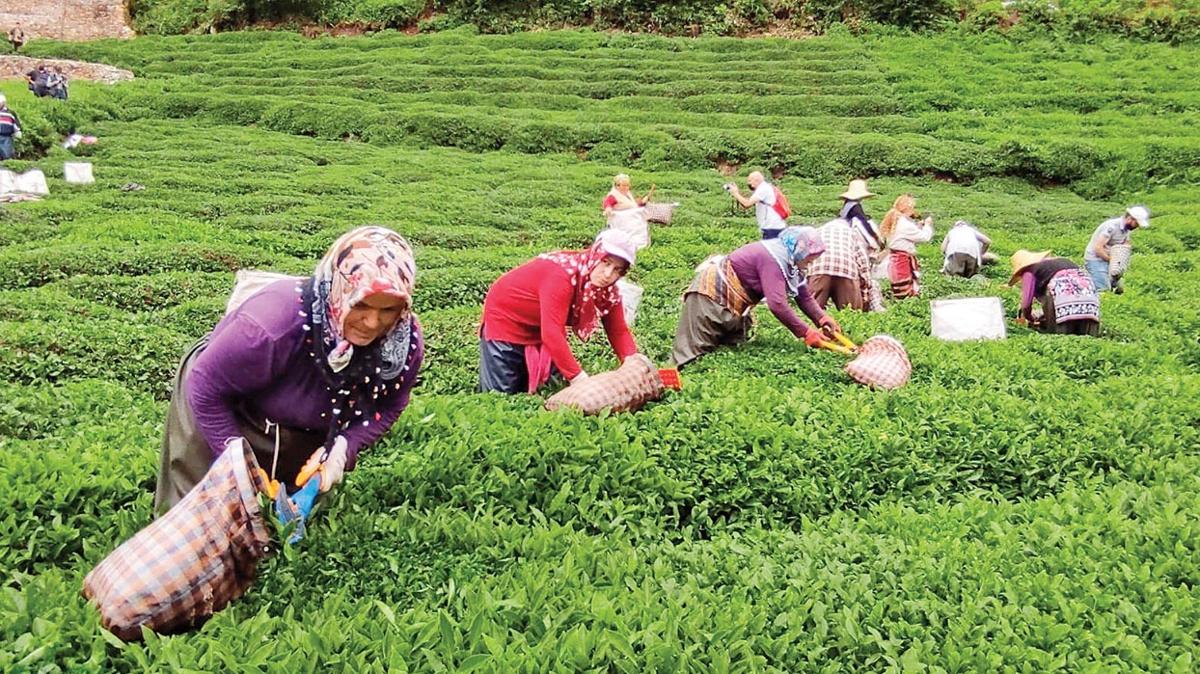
[1008,249,1052,285]
[840,179,876,201]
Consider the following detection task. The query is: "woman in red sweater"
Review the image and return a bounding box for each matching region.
[480,230,639,394]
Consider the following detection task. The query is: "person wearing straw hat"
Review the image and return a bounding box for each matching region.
[839,179,882,252]
[1009,250,1100,336]
[1083,205,1150,293]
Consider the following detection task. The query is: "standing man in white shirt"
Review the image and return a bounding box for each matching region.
[726,171,788,240]
[1083,206,1149,292]
[941,220,992,278]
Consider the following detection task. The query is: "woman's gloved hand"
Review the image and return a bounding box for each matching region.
[819,315,841,339]
[803,329,825,349]
[569,371,590,385]
[304,436,348,493]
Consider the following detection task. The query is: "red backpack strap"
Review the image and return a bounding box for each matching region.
[772,186,791,220]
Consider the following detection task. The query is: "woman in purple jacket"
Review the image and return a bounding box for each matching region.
[669,226,838,368]
[154,227,423,513]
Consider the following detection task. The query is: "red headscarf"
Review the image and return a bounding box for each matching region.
[538,242,621,341]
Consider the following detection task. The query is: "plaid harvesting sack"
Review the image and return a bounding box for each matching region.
[83,439,271,641]
[1109,243,1132,278]
[545,354,665,414]
[642,202,678,224]
[844,335,911,390]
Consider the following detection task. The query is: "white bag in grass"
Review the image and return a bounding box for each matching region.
[0,169,50,195]
[64,162,95,184]
[616,279,643,325]
[931,297,1006,341]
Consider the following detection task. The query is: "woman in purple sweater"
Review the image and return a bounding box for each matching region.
[669,226,839,368]
[154,227,424,514]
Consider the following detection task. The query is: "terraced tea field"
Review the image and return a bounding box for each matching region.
[2,29,1199,671]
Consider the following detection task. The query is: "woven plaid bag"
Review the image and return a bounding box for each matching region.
[545,354,665,414]
[1109,243,1132,278]
[642,202,677,225]
[83,439,271,641]
[845,335,911,390]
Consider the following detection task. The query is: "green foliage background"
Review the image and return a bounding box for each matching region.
[122,0,1200,41]
[1,27,1199,672]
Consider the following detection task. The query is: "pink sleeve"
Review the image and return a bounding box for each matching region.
[538,274,583,380]
[601,304,638,361]
[602,195,617,210]
[1019,272,1037,318]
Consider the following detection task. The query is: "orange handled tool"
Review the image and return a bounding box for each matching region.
[295,448,328,488]
[256,468,280,499]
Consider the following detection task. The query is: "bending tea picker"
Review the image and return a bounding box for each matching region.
[669,226,839,368]
[1009,249,1100,336]
[479,229,641,394]
[154,225,424,517]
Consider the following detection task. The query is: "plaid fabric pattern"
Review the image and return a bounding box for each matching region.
[1109,243,1132,278]
[807,220,877,308]
[845,335,911,390]
[83,440,271,641]
[545,354,665,414]
[643,202,677,224]
[686,256,755,316]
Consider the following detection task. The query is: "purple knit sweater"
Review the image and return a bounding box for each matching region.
[728,242,826,338]
[185,279,423,468]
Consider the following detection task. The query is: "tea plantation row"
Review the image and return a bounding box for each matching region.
[1,30,1199,671]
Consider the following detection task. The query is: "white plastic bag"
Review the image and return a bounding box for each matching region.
[931,297,1007,341]
[616,279,643,325]
[0,169,50,196]
[64,162,95,185]
[606,207,650,250]
[225,270,305,316]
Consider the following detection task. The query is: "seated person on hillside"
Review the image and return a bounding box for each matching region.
[46,67,68,100]
[941,220,992,278]
[602,173,654,250]
[479,229,640,394]
[26,65,49,97]
[670,226,839,368]
[1008,249,1100,336]
[154,226,424,514]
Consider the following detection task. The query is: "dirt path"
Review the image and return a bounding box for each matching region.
[0,55,133,84]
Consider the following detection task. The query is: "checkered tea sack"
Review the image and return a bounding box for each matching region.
[545,354,665,414]
[1109,243,1132,278]
[83,440,271,641]
[642,202,677,225]
[844,335,911,390]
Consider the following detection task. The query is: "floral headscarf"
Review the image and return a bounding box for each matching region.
[538,241,623,341]
[761,226,826,296]
[300,226,417,446]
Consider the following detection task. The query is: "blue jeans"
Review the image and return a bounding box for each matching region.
[0,135,13,160]
[1085,258,1110,292]
[761,229,781,240]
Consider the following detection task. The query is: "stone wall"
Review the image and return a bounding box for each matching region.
[1,0,135,42]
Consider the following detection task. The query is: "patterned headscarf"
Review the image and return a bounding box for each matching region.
[299,226,418,447]
[538,241,624,341]
[761,226,826,296]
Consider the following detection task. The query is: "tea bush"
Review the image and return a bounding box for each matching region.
[1,29,1199,671]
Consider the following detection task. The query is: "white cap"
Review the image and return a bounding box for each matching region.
[594,229,637,267]
[1125,205,1150,228]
